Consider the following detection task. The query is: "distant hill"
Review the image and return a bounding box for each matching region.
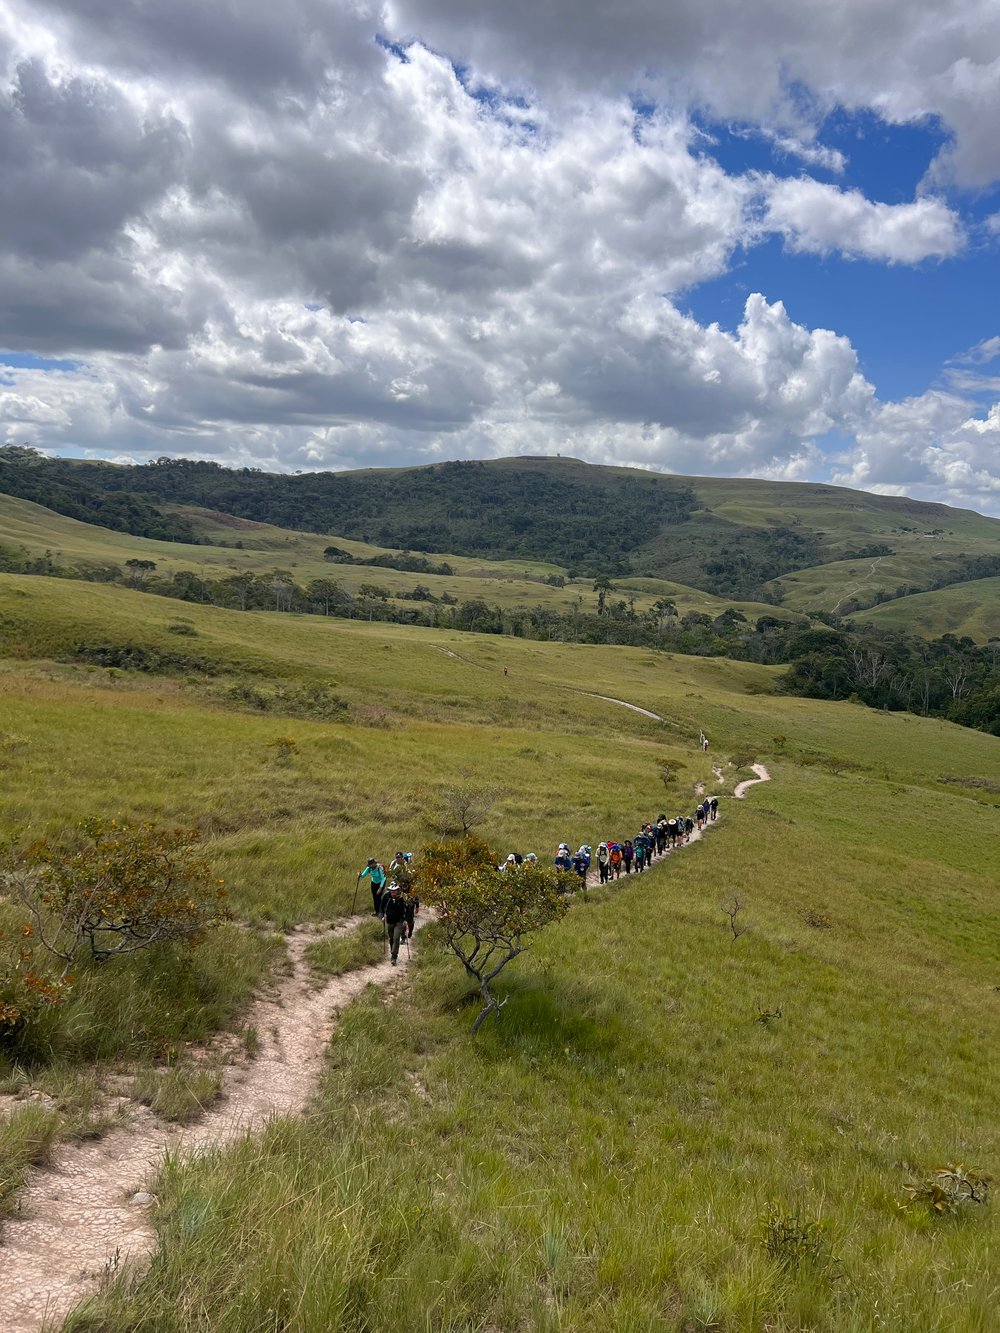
[2,446,999,621]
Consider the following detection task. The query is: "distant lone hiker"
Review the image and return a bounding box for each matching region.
[358,858,386,915]
[700,732,709,753]
[381,882,408,966]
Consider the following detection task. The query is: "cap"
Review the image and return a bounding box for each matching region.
[506,854,516,863]
[388,882,400,892]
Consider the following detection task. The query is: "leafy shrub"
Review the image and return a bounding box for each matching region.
[8,820,230,973]
[902,1165,991,1216]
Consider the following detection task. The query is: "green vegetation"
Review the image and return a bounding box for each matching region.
[305,922,387,979]
[0,509,999,1328]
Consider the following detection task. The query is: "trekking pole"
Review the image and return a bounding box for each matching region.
[382,921,387,958]
[351,873,361,916]
[404,933,411,961]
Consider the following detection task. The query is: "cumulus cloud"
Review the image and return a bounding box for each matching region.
[833,391,1000,510]
[763,178,964,262]
[0,0,998,513]
[385,0,1000,188]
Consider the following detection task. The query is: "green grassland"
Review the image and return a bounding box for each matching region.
[2,572,1000,1331]
[0,493,793,624]
[852,577,1000,641]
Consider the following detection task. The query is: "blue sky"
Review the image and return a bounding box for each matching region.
[1,0,999,513]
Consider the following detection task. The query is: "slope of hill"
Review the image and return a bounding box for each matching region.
[852,577,1000,641]
[4,448,998,611]
[0,492,794,626]
[1,574,998,1331]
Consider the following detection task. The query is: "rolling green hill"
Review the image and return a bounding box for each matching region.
[1,571,999,1331]
[3,448,998,616]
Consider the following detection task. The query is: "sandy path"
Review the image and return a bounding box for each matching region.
[734,763,771,798]
[585,693,664,721]
[0,915,423,1333]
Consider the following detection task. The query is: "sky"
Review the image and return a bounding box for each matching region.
[1,1,1000,515]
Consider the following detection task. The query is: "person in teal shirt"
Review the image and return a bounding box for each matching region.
[358,858,387,914]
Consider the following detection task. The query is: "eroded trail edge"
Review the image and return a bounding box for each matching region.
[0,918,421,1333]
[734,763,771,798]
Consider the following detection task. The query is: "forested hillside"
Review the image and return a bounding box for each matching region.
[5,448,998,604]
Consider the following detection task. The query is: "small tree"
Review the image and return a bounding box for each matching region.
[421,838,571,1032]
[437,778,505,836]
[9,820,229,976]
[124,558,157,588]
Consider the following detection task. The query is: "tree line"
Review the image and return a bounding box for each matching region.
[3,541,995,735]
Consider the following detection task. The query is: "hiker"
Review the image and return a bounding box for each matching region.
[633,838,646,873]
[358,858,387,915]
[695,803,705,830]
[554,844,573,872]
[622,839,634,873]
[499,853,518,871]
[524,852,538,864]
[710,795,719,821]
[684,815,694,840]
[609,842,623,879]
[571,848,589,884]
[403,883,420,939]
[700,732,709,753]
[597,842,611,884]
[381,882,408,965]
[656,818,668,855]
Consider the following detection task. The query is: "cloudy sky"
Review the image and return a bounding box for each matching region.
[2,0,1000,514]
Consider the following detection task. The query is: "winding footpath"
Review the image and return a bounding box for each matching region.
[0,694,772,1333]
[0,918,422,1333]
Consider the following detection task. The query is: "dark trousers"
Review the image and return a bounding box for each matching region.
[599,863,609,883]
[371,884,384,914]
[387,920,406,962]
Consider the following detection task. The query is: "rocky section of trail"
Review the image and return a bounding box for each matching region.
[0,916,422,1333]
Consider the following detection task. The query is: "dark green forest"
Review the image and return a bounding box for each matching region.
[0,448,880,597]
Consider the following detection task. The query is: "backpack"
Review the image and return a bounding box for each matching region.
[610,846,622,865]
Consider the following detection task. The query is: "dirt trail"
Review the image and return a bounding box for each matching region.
[734,763,771,798]
[585,693,663,721]
[0,915,422,1333]
[831,555,883,615]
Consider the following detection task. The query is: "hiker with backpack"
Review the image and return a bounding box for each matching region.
[609,842,623,878]
[597,842,611,883]
[571,848,589,885]
[357,858,387,915]
[709,796,718,821]
[381,882,408,966]
[403,883,420,939]
[633,837,646,873]
[622,839,634,873]
[554,844,573,872]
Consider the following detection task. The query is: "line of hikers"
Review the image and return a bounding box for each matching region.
[357,798,720,961]
[501,798,720,886]
[357,851,419,965]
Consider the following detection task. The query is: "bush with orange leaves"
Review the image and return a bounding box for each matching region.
[420,836,572,1033]
[7,818,230,979]
[0,919,72,1043]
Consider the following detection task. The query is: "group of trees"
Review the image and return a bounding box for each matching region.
[2,539,997,733]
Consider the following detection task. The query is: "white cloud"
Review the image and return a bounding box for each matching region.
[763,178,964,262]
[0,0,998,515]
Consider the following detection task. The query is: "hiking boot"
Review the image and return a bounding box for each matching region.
[391,957,397,966]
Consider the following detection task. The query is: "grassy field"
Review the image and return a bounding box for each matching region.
[852,577,1000,641]
[0,493,791,624]
[2,572,999,1331]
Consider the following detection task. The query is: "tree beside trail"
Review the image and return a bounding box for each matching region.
[420,837,572,1032]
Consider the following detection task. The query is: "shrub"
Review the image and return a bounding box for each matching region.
[902,1165,991,1216]
[761,1201,836,1273]
[420,837,572,1032]
[8,819,230,974]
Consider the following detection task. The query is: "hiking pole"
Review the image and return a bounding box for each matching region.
[404,933,411,961]
[351,873,361,916]
[382,921,387,958]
